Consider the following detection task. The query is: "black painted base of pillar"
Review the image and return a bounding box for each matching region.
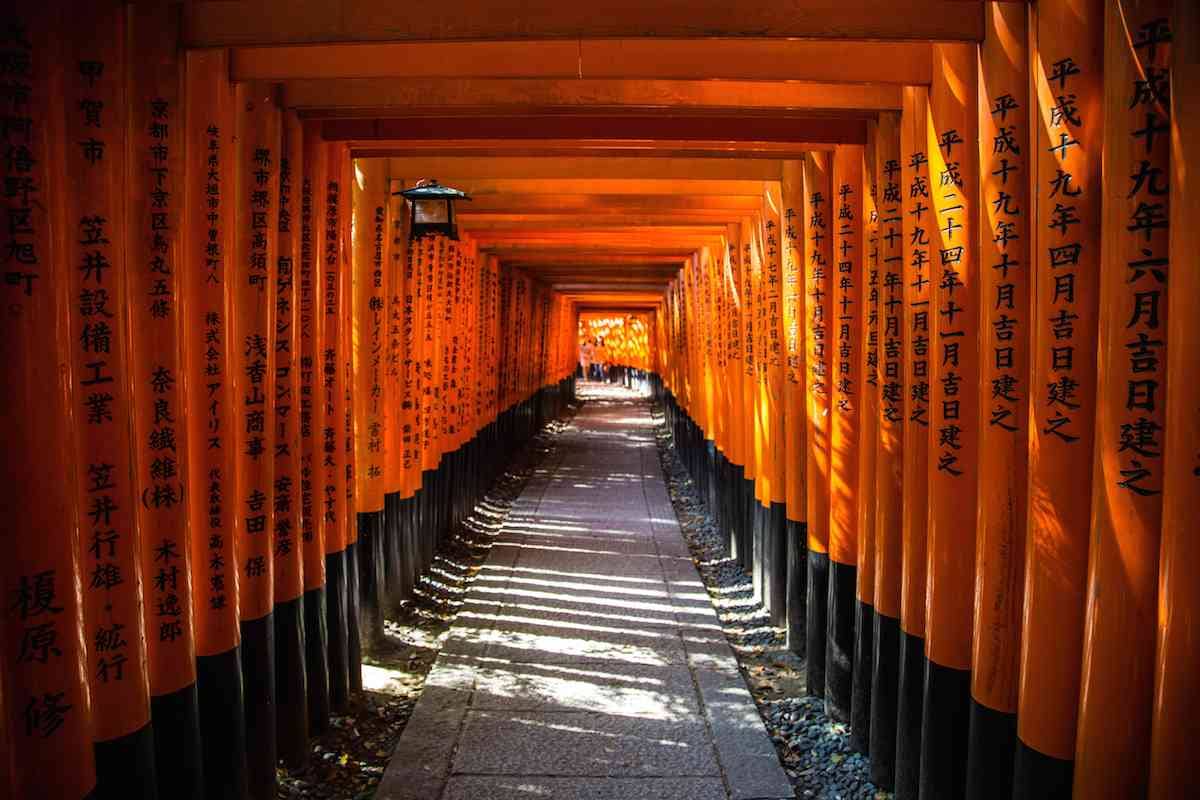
[240,613,277,800]
[326,550,350,712]
[869,611,901,789]
[356,511,386,653]
[919,658,971,800]
[197,647,249,800]
[825,560,856,721]
[785,520,807,657]
[850,599,874,753]
[965,699,1018,800]
[345,540,363,693]
[740,478,755,574]
[304,586,330,735]
[274,595,308,768]
[894,630,926,800]
[1012,739,1074,800]
[728,464,745,565]
[806,550,830,697]
[751,500,765,605]
[151,681,203,800]
[383,492,405,614]
[94,722,157,800]
[764,502,788,627]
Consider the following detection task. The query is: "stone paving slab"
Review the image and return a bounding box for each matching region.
[442,776,730,800]
[453,710,720,777]
[379,386,793,800]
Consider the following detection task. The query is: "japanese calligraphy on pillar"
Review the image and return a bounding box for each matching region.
[274,114,303,602]
[1110,15,1171,499]
[299,124,327,591]
[930,121,973,479]
[984,70,1029,439]
[184,51,238,654]
[1038,51,1096,448]
[235,86,278,617]
[322,165,344,551]
[2,12,97,795]
[127,7,196,695]
[66,7,154,738]
[879,141,904,428]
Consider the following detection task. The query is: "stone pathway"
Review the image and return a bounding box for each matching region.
[377,384,794,800]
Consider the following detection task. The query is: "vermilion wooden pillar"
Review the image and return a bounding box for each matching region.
[183,48,249,800]
[966,4,1030,797]
[760,182,788,628]
[870,109,905,791]
[351,157,388,653]
[1074,2,1173,796]
[233,81,280,800]
[920,40,980,800]
[274,110,309,769]
[803,151,833,699]
[1012,0,1103,795]
[2,8,97,798]
[321,141,351,713]
[1149,4,1199,797]
[125,5,202,797]
[827,143,864,724]
[895,84,932,800]
[781,160,808,658]
[65,5,158,796]
[851,134,879,754]
[300,120,331,736]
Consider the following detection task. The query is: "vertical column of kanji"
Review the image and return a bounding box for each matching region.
[781,161,808,658]
[701,248,718,502]
[123,5,200,796]
[827,144,864,724]
[711,240,731,554]
[870,109,905,792]
[320,141,350,712]
[420,235,440,544]
[895,85,932,800]
[738,222,758,574]
[182,49,248,800]
[299,122,330,735]
[232,82,279,800]
[438,236,454,540]
[1013,5,1103,793]
[384,177,409,610]
[966,4,1030,796]
[762,184,789,628]
[803,152,833,700]
[64,6,158,795]
[1075,4,1173,797]
[414,235,433,574]
[920,42,980,800]
[350,157,386,654]
[852,134,880,754]
[273,110,307,768]
[722,226,747,563]
[336,147,362,695]
[399,225,418,573]
[1150,4,1198,797]
[1,9,96,799]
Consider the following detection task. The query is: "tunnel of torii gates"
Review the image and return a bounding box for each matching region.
[0,1,1198,800]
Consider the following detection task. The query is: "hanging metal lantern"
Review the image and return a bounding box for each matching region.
[395,179,471,240]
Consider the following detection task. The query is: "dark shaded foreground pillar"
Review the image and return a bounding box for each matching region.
[197,649,249,800]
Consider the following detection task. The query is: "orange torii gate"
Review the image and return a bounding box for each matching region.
[3,3,1199,800]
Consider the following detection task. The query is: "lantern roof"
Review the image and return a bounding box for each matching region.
[396,179,471,202]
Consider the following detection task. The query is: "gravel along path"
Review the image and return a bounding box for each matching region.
[651,401,893,800]
[275,412,576,800]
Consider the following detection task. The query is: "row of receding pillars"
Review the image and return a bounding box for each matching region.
[1,4,579,799]
[655,2,1197,799]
